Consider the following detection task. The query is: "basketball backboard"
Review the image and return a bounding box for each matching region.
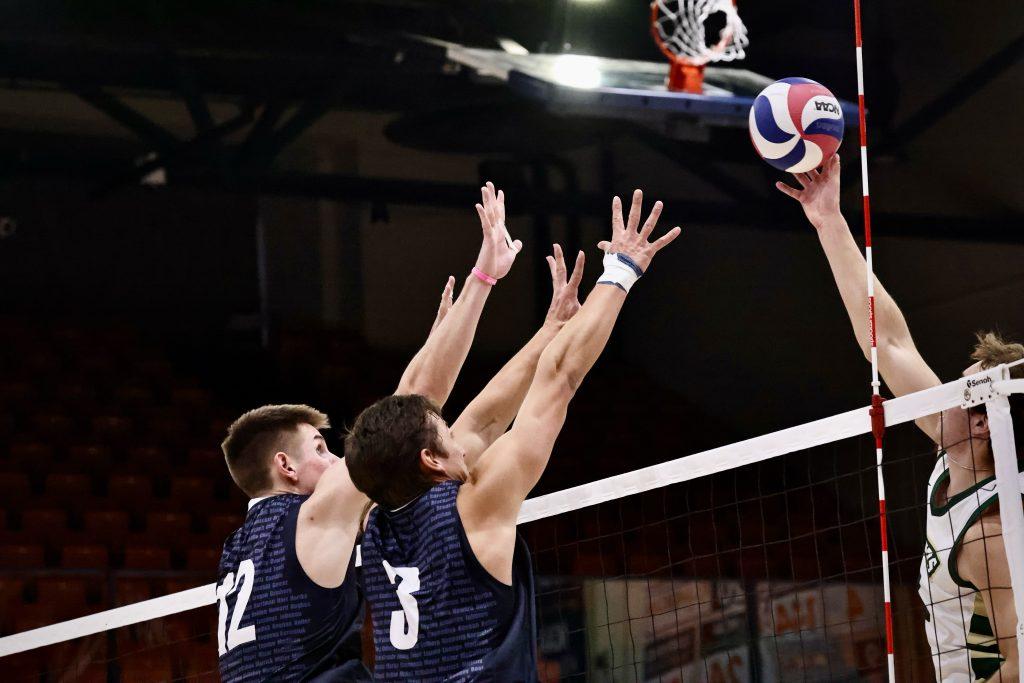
[413,37,858,134]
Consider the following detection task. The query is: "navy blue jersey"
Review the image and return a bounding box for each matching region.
[217,494,369,682]
[361,480,537,682]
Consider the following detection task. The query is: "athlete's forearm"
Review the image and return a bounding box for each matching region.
[815,212,913,357]
[540,284,626,393]
[456,322,561,461]
[396,275,491,407]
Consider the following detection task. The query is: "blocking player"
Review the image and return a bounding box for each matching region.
[777,154,1022,681]
[346,190,681,681]
[216,183,521,682]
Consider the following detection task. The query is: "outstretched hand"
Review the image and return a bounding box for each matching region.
[775,153,842,228]
[597,190,681,272]
[474,182,522,281]
[429,276,456,336]
[544,244,585,327]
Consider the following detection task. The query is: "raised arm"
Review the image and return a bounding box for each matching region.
[396,182,522,407]
[776,155,942,440]
[462,190,681,525]
[452,245,585,468]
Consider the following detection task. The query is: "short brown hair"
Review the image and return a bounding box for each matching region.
[345,395,445,509]
[221,404,329,497]
[971,331,1024,452]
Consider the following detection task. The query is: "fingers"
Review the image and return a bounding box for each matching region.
[475,203,489,231]
[482,185,498,228]
[551,243,567,283]
[611,196,625,233]
[775,182,802,200]
[496,188,505,225]
[545,255,558,285]
[442,275,455,302]
[501,224,518,251]
[626,189,643,233]
[651,226,682,252]
[568,250,585,289]
[597,240,612,252]
[793,173,813,189]
[639,200,663,240]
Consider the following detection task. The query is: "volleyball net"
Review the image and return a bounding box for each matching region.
[2,367,1023,681]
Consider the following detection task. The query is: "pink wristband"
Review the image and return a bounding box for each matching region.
[471,267,498,286]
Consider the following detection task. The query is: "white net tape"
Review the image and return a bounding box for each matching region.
[2,367,1024,680]
[652,0,749,65]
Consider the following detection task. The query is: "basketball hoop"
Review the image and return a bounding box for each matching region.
[650,0,749,94]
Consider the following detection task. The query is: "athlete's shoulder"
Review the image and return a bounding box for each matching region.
[958,508,1007,588]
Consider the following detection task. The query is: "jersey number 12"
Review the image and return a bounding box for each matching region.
[217,559,257,655]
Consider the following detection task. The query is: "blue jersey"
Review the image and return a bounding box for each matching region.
[217,494,369,682]
[361,481,537,682]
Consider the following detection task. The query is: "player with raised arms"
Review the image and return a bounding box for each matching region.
[215,183,521,682]
[346,190,681,681]
[777,154,1021,681]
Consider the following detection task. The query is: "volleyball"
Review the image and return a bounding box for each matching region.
[749,77,845,173]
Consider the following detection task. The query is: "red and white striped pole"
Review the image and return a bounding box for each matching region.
[853,0,895,679]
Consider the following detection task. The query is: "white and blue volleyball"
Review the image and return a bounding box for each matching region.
[749,77,844,173]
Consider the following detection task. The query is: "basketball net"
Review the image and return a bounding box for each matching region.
[650,0,749,94]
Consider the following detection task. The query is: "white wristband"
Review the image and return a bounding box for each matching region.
[597,253,644,293]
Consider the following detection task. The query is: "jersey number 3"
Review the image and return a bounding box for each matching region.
[382,560,420,650]
[217,558,257,655]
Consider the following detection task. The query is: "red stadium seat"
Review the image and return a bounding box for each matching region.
[91,415,134,444]
[0,413,14,439]
[21,508,68,547]
[0,577,27,618]
[145,415,190,446]
[166,578,208,595]
[66,444,114,473]
[114,577,156,606]
[113,383,156,412]
[0,380,38,404]
[187,447,223,470]
[54,381,99,410]
[146,511,193,541]
[0,544,44,568]
[207,513,244,540]
[179,642,220,681]
[171,386,212,411]
[125,445,170,475]
[0,650,40,679]
[123,546,171,570]
[31,412,75,442]
[83,510,130,548]
[12,602,57,632]
[44,472,94,501]
[120,651,174,681]
[61,544,110,569]
[9,441,55,468]
[35,578,89,617]
[186,547,221,572]
[170,477,214,507]
[0,472,32,506]
[108,474,153,513]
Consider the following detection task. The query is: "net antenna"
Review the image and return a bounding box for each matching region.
[650,0,749,94]
[851,0,894,679]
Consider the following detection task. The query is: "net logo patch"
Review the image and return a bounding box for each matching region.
[924,537,940,577]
